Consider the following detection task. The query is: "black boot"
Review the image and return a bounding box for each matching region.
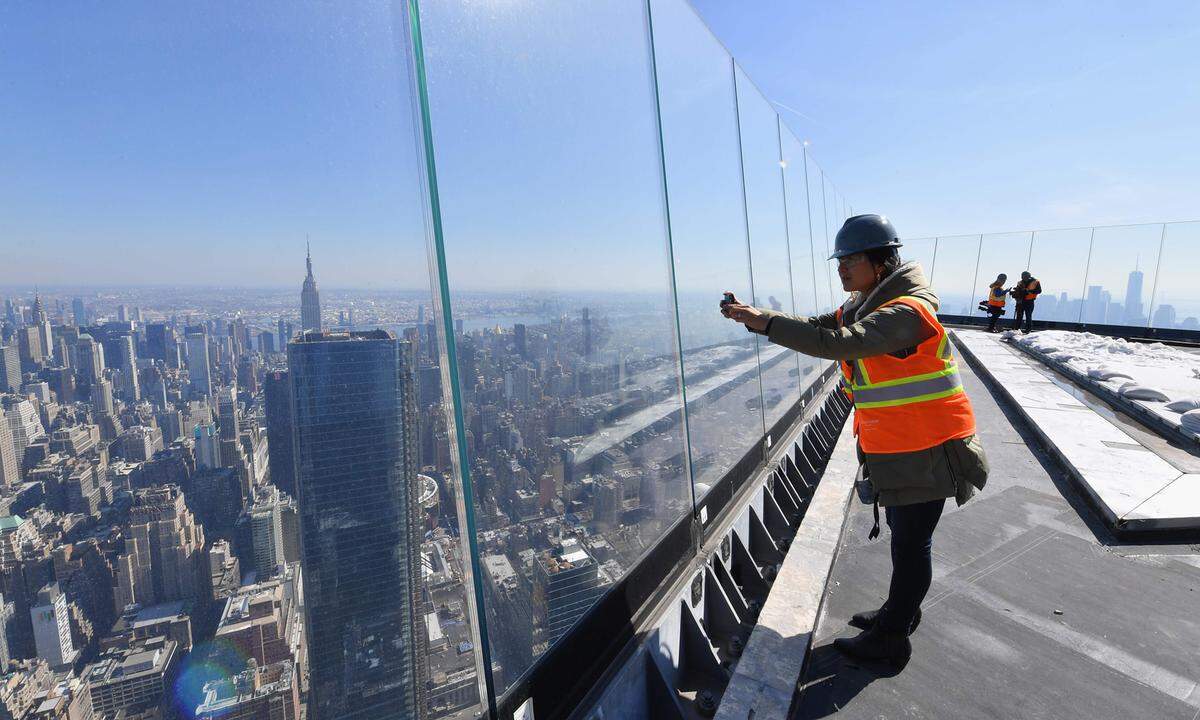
[833,623,912,666]
[848,606,921,634]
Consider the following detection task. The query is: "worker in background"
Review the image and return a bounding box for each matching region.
[1011,270,1041,332]
[984,273,1007,332]
[722,214,988,667]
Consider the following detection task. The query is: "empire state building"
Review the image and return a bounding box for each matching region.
[301,241,322,332]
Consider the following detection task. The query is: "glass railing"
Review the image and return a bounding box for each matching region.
[2,1,852,719]
[910,221,1200,330]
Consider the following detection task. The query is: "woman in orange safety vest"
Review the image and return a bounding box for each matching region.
[984,273,1007,333]
[723,214,989,666]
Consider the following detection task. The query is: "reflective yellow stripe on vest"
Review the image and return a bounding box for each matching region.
[850,367,964,408]
[847,295,965,409]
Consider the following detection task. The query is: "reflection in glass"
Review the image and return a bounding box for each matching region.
[735,67,801,429]
[650,0,765,496]
[416,0,690,694]
[1027,228,1094,322]
[1149,222,1200,329]
[1084,225,1163,327]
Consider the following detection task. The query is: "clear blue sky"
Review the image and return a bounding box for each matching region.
[690,0,1200,237]
[2,1,1197,290]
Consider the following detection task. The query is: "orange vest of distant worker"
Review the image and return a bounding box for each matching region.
[835,296,977,454]
[1023,279,1040,301]
[987,285,1006,308]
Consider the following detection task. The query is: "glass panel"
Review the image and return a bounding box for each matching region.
[650,0,765,498]
[904,238,938,283]
[1083,224,1163,327]
[1149,222,1199,329]
[2,4,487,719]
[735,67,801,430]
[415,0,690,695]
[780,130,824,387]
[822,174,845,313]
[972,232,1034,319]
[805,159,835,314]
[929,235,981,316]
[1028,228,1095,322]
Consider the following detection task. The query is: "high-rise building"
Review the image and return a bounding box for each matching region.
[277,319,287,351]
[3,396,46,468]
[16,326,43,370]
[535,538,602,646]
[289,330,426,718]
[186,331,212,399]
[145,322,175,362]
[93,378,115,416]
[217,387,241,466]
[71,298,86,326]
[514,323,527,359]
[0,344,19,393]
[593,477,623,528]
[75,334,105,389]
[30,583,77,669]
[581,307,592,357]
[1152,304,1177,329]
[258,330,275,355]
[85,636,179,718]
[300,242,321,333]
[114,485,207,611]
[250,487,286,578]
[31,293,53,366]
[116,333,140,401]
[194,423,221,469]
[0,420,17,488]
[263,370,295,496]
[1123,269,1145,324]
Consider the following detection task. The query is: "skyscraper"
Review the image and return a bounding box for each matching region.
[535,538,602,646]
[263,370,295,496]
[185,331,212,399]
[277,319,288,351]
[30,583,76,669]
[0,344,19,393]
[0,419,18,488]
[71,297,86,326]
[114,485,206,611]
[116,333,140,401]
[289,330,426,719]
[301,242,321,333]
[76,334,105,389]
[31,293,53,366]
[1123,269,1145,324]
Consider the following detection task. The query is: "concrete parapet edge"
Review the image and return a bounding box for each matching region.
[713,421,859,720]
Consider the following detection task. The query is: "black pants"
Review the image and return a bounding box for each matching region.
[986,307,1004,331]
[1014,301,1035,331]
[878,499,945,633]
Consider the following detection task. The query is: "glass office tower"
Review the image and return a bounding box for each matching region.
[289,330,427,719]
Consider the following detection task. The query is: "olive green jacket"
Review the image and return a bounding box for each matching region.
[754,261,989,507]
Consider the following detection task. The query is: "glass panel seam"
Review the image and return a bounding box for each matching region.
[643,0,699,524]
[403,0,497,713]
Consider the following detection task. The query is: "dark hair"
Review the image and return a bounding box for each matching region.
[865,247,902,280]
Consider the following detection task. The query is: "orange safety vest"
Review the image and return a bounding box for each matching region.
[835,296,977,454]
[1023,279,1040,301]
[987,285,1006,308]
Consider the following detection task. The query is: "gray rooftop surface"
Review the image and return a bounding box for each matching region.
[791,339,1200,720]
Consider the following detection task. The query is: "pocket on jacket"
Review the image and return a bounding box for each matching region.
[863,448,941,492]
[946,434,989,491]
